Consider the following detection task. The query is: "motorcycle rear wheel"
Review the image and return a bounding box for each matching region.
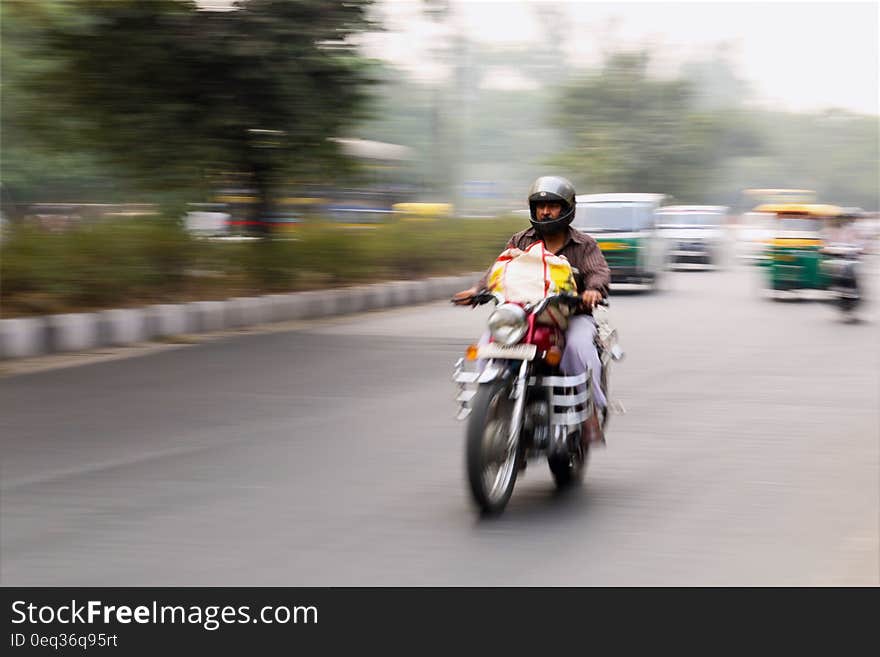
[548,442,587,489]
[466,379,521,515]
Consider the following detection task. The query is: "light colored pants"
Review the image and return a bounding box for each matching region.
[477,314,606,409]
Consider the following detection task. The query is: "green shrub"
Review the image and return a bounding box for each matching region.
[0,214,528,316]
[1,216,195,313]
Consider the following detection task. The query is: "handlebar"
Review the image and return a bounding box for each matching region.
[531,293,608,314]
[457,290,502,307]
[452,290,608,312]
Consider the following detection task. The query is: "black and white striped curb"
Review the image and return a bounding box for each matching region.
[0,273,481,360]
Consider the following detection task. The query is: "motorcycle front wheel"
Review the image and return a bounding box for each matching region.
[466,379,521,515]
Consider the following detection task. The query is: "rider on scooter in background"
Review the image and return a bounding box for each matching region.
[821,209,866,317]
[452,176,611,446]
[822,209,866,252]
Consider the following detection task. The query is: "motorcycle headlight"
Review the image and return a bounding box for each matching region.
[488,303,528,346]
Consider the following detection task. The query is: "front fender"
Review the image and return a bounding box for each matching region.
[454,359,516,421]
[477,360,513,384]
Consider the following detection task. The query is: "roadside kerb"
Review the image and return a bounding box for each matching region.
[47,313,100,353]
[387,281,413,306]
[410,280,431,304]
[276,293,312,322]
[318,288,349,317]
[0,318,49,359]
[366,283,395,311]
[226,296,273,328]
[187,301,226,333]
[99,308,152,346]
[0,273,485,360]
[150,304,195,338]
[344,286,372,314]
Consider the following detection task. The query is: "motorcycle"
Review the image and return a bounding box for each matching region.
[452,287,624,515]
[820,243,862,319]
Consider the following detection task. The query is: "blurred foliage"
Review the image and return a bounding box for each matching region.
[550,49,878,210]
[0,215,522,317]
[552,51,761,202]
[727,110,880,211]
[1,0,377,223]
[4,2,874,216]
[0,0,141,207]
[355,47,568,206]
[1,216,196,312]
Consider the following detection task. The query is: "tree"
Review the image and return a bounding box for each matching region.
[1,0,141,213]
[738,110,879,210]
[680,43,751,112]
[551,50,758,203]
[7,0,376,231]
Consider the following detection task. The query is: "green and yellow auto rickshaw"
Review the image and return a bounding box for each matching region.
[754,203,842,293]
[573,193,669,291]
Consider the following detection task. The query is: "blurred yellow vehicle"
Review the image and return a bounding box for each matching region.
[737,190,818,265]
[392,202,453,221]
[753,203,843,293]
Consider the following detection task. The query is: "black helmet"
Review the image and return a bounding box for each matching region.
[528,175,576,235]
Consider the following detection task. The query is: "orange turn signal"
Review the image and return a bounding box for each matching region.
[465,344,480,361]
[545,346,562,366]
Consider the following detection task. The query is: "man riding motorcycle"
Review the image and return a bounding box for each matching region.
[453,175,612,445]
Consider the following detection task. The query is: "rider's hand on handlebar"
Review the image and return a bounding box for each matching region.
[451,286,479,306]
[581,289,604,309]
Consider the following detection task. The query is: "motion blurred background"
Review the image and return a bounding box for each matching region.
[1,0,877,314]
[0,1,877,586]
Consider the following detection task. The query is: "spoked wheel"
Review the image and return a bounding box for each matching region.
[600,365,609,430]
[466,379,521,515]
[549,381,594,489]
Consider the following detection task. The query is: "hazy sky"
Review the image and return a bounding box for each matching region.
[363,0,879,115]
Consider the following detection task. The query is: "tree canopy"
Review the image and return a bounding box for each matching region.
[3,0,377,222]
[3,5,876,217]
[551,51,760,203]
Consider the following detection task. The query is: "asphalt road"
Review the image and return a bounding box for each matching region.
[2,260,878,586]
